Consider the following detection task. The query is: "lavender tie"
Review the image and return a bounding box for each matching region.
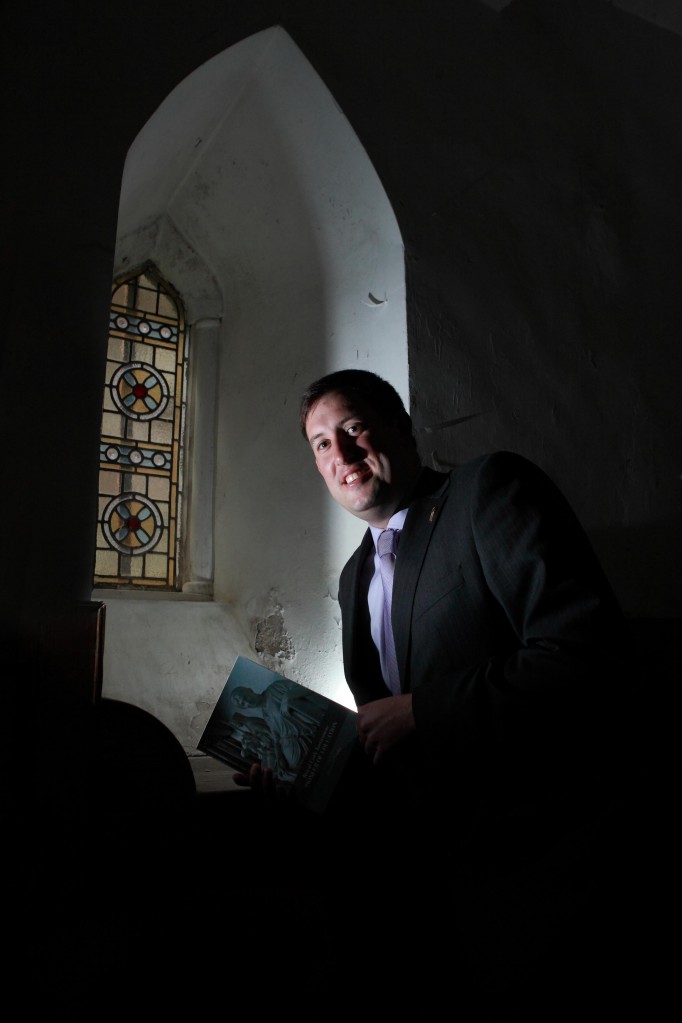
[377,528,401,695]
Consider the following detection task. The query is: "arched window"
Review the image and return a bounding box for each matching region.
[94,263,188,590]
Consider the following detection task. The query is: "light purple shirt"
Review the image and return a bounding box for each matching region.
[368,507,408,690]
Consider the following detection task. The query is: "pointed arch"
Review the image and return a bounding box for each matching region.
[98,26,408,746]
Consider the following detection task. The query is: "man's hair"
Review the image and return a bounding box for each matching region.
[299,369,413,441]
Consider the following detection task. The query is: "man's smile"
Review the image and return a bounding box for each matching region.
[342,465,373,486]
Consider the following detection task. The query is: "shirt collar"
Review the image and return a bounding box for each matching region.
[370,506,409,548]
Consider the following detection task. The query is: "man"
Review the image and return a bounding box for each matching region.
[298,368,634,1000]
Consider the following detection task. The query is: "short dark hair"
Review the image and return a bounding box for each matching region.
[299,369,413,441]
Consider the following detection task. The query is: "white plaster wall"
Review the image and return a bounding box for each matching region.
[100,597,254,755]
[100,27,407,748]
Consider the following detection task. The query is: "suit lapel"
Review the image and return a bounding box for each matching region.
[341,529,378,686]
[392,470,450,690]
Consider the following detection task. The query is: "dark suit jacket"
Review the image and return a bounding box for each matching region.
[338,451,634,861]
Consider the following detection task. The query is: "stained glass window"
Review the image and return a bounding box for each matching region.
[94,264,188,589]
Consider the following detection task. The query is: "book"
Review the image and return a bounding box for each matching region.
[197,656,359,813]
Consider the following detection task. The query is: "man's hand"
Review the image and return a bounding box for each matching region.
[357,693,415,765]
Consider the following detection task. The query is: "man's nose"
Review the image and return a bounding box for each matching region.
[334,431,358,462]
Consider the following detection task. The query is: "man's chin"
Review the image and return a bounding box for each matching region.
[343,488,393,522]
[342,492,377,518]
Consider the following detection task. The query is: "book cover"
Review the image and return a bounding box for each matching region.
[197,656,359,813]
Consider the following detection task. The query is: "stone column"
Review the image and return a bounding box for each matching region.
[182,316,220,595]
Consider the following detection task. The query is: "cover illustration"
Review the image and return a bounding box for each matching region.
[198,656,359,813]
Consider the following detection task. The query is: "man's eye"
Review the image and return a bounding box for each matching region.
[346,423,362,435]
[316,439,329,452]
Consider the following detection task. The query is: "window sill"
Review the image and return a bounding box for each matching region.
[92,588,213,602]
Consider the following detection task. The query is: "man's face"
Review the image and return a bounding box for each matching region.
[305,390,420,527]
